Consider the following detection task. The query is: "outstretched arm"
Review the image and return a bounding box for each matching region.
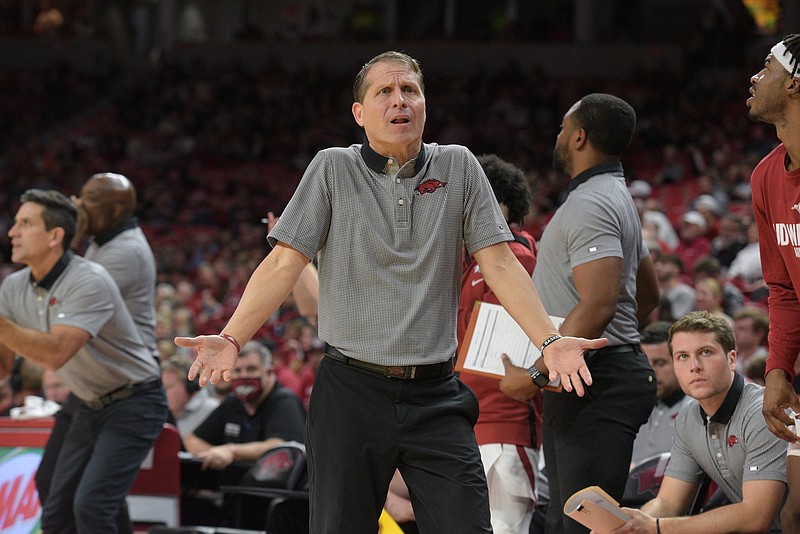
[474,242,607,396]
[176,242,310,386]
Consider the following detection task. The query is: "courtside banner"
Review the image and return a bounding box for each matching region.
[0,447,43,534]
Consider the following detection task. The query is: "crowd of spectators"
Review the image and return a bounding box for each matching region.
[0,29,779,412]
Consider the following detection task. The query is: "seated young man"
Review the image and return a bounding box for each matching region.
[608,311,786,534]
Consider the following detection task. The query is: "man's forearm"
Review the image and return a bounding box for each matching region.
[232,437,286,461]
[183,433,213,456]
[223,244,309,345]
[0,318,77,370]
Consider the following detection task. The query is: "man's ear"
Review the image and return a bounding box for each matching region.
[49,227,66,248]
[574,128,587,149]
[787,77,800,96]
[352,102,364,126]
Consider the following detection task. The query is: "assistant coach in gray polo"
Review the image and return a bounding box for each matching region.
[0,189,166,533]
[176,50,606,534]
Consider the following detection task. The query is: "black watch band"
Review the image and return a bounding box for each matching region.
[527,364,550,388]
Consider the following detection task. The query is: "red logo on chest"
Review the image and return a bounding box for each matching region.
[727,435,739,448]
[416,179,447,195]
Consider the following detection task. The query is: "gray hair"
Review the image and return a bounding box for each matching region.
[240,340,272,368]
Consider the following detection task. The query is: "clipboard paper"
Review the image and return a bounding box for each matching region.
[456,301,562,391]
[563,486,631,533]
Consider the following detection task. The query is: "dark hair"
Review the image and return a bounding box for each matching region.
[353,51,424,103]
[20,189,77,249]
[573,93,636,157]
[641,321,672,345]
[660,253,684,274]
[780,34,800,77]
[476,154,532,226]
[693,255,721,277]
[669,311,735,355]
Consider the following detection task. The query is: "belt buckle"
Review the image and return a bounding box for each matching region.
[384,366,414,379]
[86,399,104,411]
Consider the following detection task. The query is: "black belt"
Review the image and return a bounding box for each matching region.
[585,343,644,361]
[324,344,453,380]
[85,376,162,412]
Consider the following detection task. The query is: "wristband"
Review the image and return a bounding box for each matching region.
[219,333,241,353]
[540,334,563,353]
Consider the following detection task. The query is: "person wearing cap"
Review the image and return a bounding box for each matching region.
[692,194,722,238]
[746,33,800,532]
[674,210,712,276]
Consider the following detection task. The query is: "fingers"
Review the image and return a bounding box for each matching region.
[174,336,199,347]
[188,360,202,381]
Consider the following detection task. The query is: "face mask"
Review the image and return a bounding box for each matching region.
[231,377,263,403]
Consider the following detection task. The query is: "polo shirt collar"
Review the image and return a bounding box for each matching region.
[360,140,426,177]
[701,372,744,425]
[32,250,73,290]
[568,161,624,193]
[93,217,139,247]
[661,388,686,408]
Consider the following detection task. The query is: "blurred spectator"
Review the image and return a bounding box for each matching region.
[655,253,695,321]
[694,277,733,325]
[32,1,64,36]
[673,210,712,276]
[41,369,69,404]
[711,213,747,268]
[692,194,722,237]
[728,219,763,286]
[732,307,769,375]
[161,355,220,439]
[692,255,744,317]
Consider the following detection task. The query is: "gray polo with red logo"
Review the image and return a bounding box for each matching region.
[0,252,160,402]
[269,142,511,366]
[666,373,786,515]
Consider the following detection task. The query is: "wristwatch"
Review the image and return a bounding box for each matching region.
[527,361,550,388]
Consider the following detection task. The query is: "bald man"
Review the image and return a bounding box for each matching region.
[34,173,160,533]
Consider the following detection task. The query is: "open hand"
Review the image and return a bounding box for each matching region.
[541,336,608,397]
[174,334,238,386]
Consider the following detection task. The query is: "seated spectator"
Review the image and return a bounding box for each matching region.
[691,194,722,238]
[711,214,747,269]
[655,254,695,321]
[181,340,306,529]
[161,355,220,439]
[630,321,693,467]
[732,307,769,375]
[183,340,306,471]
[693,277,733,325]
[727,219,763,287]
[692,256,744,318]
[41,369,70,405]
[611,312,786,533]
[673,211,712,277]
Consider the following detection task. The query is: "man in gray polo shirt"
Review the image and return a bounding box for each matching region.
[33,172,161,530]
[176,51,606,533]
[611,312,786,533]
[0,189,167,534]
[500,93,660,534]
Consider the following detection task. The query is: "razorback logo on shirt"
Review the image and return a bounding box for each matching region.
[727,435,739,448]
[415,179,447,195]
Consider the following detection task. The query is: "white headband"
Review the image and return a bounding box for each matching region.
[771,42,800,78]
